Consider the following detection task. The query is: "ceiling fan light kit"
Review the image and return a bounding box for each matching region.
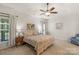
[40,3,58,16]
[45,12,51,16]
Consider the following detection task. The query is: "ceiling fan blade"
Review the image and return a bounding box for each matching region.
[40,9,46,12]
[40,13,45,15]
[49,7,55,11]
[51,12,58,14]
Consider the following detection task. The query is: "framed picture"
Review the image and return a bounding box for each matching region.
[56,23,63,29]
[27,24,35,30]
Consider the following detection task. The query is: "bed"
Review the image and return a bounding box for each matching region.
[23,34,54,55]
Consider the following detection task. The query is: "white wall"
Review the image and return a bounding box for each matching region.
[11,3,79,41]
[0,4,21,49]
[1,3,79,41]
[16,15,42,34]
[48,17,78,40]
[48,4,79,40]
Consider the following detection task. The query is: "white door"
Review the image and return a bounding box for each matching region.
[0,14,11,49]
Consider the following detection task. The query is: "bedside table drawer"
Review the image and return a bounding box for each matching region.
[15,36,24,46]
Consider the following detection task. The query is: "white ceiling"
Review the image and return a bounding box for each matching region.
[1,3,79,19]
[1,3,44,16]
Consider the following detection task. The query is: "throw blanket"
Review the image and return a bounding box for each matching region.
[24,35,54,54]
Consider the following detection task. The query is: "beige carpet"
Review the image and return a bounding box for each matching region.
[0,39,79,55]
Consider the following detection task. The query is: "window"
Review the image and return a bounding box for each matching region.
[42,23,46,35]
[0,15,10,41]
[41,21,49,35]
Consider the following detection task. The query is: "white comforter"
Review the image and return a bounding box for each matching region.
[24,35,54,54]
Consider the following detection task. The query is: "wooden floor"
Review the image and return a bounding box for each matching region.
[0,39,79,55]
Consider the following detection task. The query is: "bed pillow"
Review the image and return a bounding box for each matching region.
[25,30,39,36]
[26,30,33,36]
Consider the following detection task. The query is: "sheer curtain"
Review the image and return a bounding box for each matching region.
[41,20,49,35]
[0,12,17,49]
[9,15,17,47]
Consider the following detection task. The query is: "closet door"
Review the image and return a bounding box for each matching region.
[0,14,10,49]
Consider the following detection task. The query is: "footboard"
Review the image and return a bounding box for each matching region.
[35,38,54,55]
[24,35,54,55]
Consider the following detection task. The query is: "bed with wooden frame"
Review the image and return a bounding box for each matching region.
[23,34,54,55]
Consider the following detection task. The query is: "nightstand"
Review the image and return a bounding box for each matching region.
[15,36,24,46]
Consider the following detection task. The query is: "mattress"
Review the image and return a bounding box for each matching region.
[24,35,54,54]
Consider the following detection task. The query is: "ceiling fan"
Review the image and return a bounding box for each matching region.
[40,3,58,16]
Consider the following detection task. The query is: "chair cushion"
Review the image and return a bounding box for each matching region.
[76,37,79,40]
[76,34,79,37]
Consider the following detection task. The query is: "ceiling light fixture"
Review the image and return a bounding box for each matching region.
[45,12,51,16]
[40,3,58,16]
